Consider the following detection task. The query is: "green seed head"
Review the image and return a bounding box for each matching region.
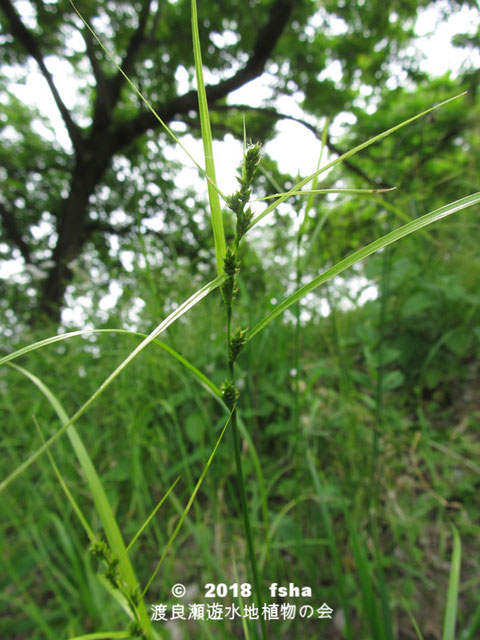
[223,247,240,277]
[89,538,109,561]
[237,207,253,240]
[229,326,248,362]
[105,557,120,588]
[127,620,145,638]
[221,379,239,409]
[244,142,262,185]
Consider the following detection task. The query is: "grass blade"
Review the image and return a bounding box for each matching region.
[30,413,95,543]
[372,527,395,640]
[0,329,99,366]
[301,116,329,238]
[68,0,218,191]
[307,452,353,640]
[0,275,224,492]
[8,364,153,638]
[1,329,222,400]
[460,600,480,640]
[256,187,396,201]
[66,633,130,640]
[126,477,181,553]
[442,526,462,640]
[404,600,425,640]
[247,192,480,342]
[141,408,234,597]
[344,507,385,640]
[191,0,226,274]
[249,93,467,229]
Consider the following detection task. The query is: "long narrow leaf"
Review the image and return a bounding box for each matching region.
[67,633,130,640]
[460,601,480,640]
[249,93,466,229]
[404,600,425,640]
[68,0,215,190]
[0,276,225,492]
[344,507,385,640]
[1,329,221,400]
[307,452,353,640]
[7,364,153,638]
[126,477,181,553]
[301,117,329,238]
[191,0,226,274]
[29,412,95,543]
[442,526,462,640]
[141,408,234,597]
[256,187,395,201]
[248,192,480,341]
[0,329,97,367]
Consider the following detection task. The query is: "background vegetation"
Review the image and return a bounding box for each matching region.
[1,0,479,638]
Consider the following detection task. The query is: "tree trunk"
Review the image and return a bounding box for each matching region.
[34,145,112,326]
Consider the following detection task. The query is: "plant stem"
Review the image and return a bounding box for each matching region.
[226,312,267,640]
[230,405,267,640]
[221,140,266,638]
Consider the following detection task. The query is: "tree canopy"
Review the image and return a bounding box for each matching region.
[0,0,478,329]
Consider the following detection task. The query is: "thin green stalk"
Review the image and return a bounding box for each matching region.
[236,414,269,538]
[141,408,234,598]
[230,408,267,640]
[232,553,252,640]
[227,295,266,640]
[220,142,266,639]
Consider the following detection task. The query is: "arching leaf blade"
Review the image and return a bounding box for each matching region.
[248,193,480,342]
[249,93,467,229]
[0,276,225,492]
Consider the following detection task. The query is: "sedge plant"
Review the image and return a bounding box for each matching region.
[1,0,480,638]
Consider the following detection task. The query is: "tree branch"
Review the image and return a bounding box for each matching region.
[84,0,152,133]
[80,23,106,88]
[109,0,152,105]
[0,0,83,149]
[325,133,391,188]
[0,201,32,264]
[148,0,164,40]
[86,219,135,236]
[111,0,297,150]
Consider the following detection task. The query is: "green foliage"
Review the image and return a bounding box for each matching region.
[1,0,480,639]
[0,0,478,323]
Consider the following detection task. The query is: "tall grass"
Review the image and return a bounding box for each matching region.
[1,1,479,638]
